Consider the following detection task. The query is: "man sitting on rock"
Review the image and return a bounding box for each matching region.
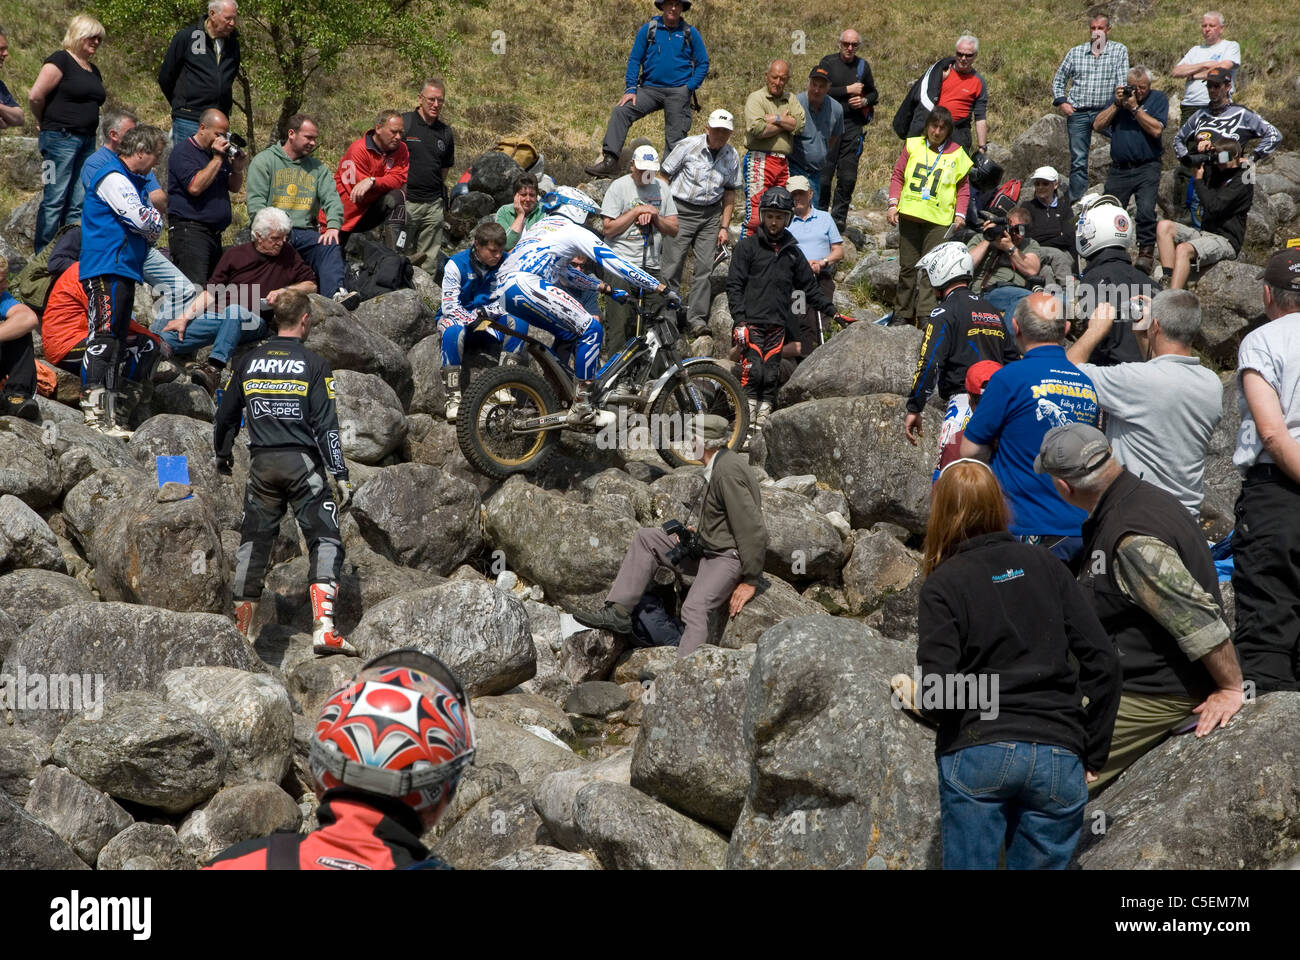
[575,414,767,658]
[1156,137,1253,290]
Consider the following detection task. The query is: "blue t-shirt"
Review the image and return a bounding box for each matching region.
[788,208,842,261]
[1101,89,1169,165]
[0,290,20,317]
[166,135,233,230]
[0,79,17,109]
[80,146,161,196]
[791,92,844,174]
[963,345,1100,536]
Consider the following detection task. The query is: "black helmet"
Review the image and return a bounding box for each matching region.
[968,152,1004,192]
[759,186,794,213]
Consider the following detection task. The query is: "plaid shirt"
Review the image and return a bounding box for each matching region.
[661,133,743,206]
[1052,40,1130,110]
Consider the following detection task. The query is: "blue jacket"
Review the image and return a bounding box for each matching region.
[80,153,158,283]
[437,248,498,325]
[624,17,708,93]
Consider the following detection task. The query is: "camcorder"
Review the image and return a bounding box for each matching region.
[223,132,248,160]
[663,519,703,567]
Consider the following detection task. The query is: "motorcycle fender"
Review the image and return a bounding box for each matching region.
[644,358,715,409]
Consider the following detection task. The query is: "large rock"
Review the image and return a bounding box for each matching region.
[61,467,148,555]
[720,574,822,648]
[2,197,38,249]
[1007,113,1069,183]
[446,190,497,239]
[779,321,923,405]
[10,603,261,738]
[89,484,228,614]
[52,691,228,814]
[1077,692,1300,869]
[487,845,599,869]
[0,418,59,508]
[177,782,301,864]
[483,477,639,609]
[423,762,519,842]
[24,765,134,865]
[0,727,50,802]
[0,569,96,632]
[728,616,942,869]
[286,655,366,720]
[534,748,632,850]
[468,151,525,206]
[0,136,42,192]
[350,463,481,573]
[1195,260,1266,362]
[0,495,65,573]
[406,334,447,417]
[305,294,414,408]
[158,667,293,786]
[474,716,584,785]
[559,620,626,684]
[841,529,922,615]
[571,781,728,869]
[760,486,844,583]
[129,414,251,529]
[519,600,578,705]
[332,368,408,464]
[45,418,138,496]
[840,253,900,306]
[351,289,438,352]
[97,823,193,871]
[0,790,89,870]
[631,647,753,831]
[473,691,575,743]
[349,580,536,697]
[432,783,553,869]
[764,395,940,533]
[0,605,18,664]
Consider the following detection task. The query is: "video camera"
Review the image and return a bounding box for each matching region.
[223,132,248,161]
[981,214,1011,241]
[663,519,703,567]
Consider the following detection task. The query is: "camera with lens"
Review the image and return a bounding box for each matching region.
[222,132,247,160]
[663,519,703,567]
[981,214,1009,241]
[1121,85,1137,99]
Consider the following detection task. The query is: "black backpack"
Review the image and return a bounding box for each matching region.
[347,237,414,302]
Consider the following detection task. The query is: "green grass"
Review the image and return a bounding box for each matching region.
[3,0,1298,225]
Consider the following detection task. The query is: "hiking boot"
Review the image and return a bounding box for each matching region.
[332,288,362,311]
[191,361,223,397]
[1,391,40,422]
[407,252,429,269]
[685,318,709,339]
[573,602,633,634]
[584,153,620,178]
[1134,245,1156,274]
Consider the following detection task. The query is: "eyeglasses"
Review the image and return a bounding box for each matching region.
[840,41,860,48]
[955,52,976,60]
[421,94,445,104]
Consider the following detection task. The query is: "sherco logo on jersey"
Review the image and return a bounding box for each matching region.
[248,358,306,375]
[251,398,303,420]
[244,378,309,396]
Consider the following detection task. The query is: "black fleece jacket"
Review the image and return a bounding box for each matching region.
[726,227,837,331]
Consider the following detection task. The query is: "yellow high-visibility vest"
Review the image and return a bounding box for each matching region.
[896,136,973,226]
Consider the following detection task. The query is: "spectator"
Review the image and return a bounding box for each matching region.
[166,108,248,286]
[1023,167,1077,286]
[904,242,1018,481]
[1052,13,1130,201]
[1074,197,1152,366]
[740,60,804,239]
[402,79,455,262]
[0,26,25,128]
[494,173,544,250]
[817,28,877,230]
[1093,66,1168,273]
[786,175,843,356]
[157,0,240,146]
[789,66,842,203]
[726,186,839,439]
[1038,422,1244,789]
[78,124,165,436]
[245,113,360,309]
[1231,248,1300,693]
[0,255,39,421]
[28,14,107,249]
[887,107,971,327]
[333,110,410,252]
[967,205,1042,322]
[659,109,741,338]
[1171,11,1239,119]
[894,36,989,159]
[584,0,708,177]
[600,143,679,353]
[160,206,316,396]
[1066,291,1223,517]
[81,108,167,212]
[1157,137,1252,289]
[961,292,1100,563]
[904,458,1120,869]
[574,415,766,658]
[1172,68,1281,166]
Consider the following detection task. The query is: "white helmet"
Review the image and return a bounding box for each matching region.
[917,241,974,289]
[1075,198,1133,259]
[541,186,599,226]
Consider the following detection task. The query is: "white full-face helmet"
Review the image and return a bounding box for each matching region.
[1075,195,1133,259]
[917,241,975,289]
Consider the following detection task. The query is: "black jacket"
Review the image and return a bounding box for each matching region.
[1193,166,1253,253]
[907,286,1018,413]
[816,52,878,128]
[158,21,241,122]
[1024,194,1076,253]
[213,335,348,479]
[1077,247,1157,366]
[917,532,1122,772]
[726,227,836,331]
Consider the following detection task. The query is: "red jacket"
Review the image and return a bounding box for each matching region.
[329,131,410,232]
[204,795,448,870]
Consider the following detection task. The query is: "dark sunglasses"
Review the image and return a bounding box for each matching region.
[955,52,976,60]
[841,41,860,48]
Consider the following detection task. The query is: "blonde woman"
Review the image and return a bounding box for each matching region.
[28,14,107,248]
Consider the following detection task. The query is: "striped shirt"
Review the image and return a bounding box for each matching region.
[661,133,743,206]
[1052,40,1130,110]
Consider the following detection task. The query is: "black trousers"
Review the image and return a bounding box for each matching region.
[821,118,865,230]
[0,332,37,398]
[1232,469,1300,692]
[737,322,786,405]
[1103,161,1161,248]
[232,449,343,601]
[168,217,225,287]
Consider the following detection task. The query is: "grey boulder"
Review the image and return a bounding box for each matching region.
[534,748,633,850]
[0,789,88,870]
[98,822,194,871]
[571,781,728,870]
[0,495,65,573]
[351,289,438,352]
[177,782,302,864]
[433,783,553,869]
[333,368,409,464]
[24,765,134,865]
[0,569,96,631]
[350,463,482,573]
[305,294,414,408]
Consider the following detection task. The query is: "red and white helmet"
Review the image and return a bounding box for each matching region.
[309,649,475,827]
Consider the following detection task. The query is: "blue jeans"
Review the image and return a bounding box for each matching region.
[170,116,200,147]
[35,130,96,250]
[983,285,1033,335]
[1065,108,1101,202]
[152,304,266,365]
[938,741,1088,869]
[141,248,199,324]
[290,227,347,298]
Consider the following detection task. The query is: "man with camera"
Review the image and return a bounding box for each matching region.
[1094,67,1167,274]
[1173,68,1281,169]
[167,108,248,286]
[1157,137,1253,290]
[575,414,767,658]
[967,205,1041,324]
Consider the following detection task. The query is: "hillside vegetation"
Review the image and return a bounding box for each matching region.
[1,0,1298,218]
